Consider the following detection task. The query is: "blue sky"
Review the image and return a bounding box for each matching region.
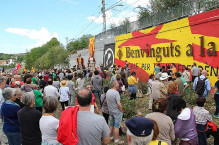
[0,0,149,54]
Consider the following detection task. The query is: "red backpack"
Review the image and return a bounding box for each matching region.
[57,106,79,145]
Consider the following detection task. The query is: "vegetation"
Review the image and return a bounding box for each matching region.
[66,34,92,54]
[25,38,68,70]
[0,53,11,60]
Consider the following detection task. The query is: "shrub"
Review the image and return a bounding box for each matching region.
[137,82,148,94]
[121,93,137,119]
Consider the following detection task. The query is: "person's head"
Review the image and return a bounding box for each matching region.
[2,88,16,101]
[167,65,170,69]
[148,119,159,141]
[0,77,7,89]
[202,70,208,76]
[21,92,35,107]
[33,84,38,90]
[78,73,84,79]
[94,70,99,75]
[48,78,53,85]
[157,63,160,67]
[77,88,92,107]
[131,71,136,76]
[26,77,32,84]
[89,72,93,78]
[193,62,197,66]
[175,72,181,78]
[171,63,175,68]
[116,74,121,80]
[149,74,154,80]
[111,80,119,89]
[152,98,168,113]
[39,76,43,80]
[43,96,59,113]
[196,97,206,107]
[78,54,81,57]
[185,67,189,71]
[162,66,165,70]
[103,86,109,94]
[160,73,169,82]
[166,96,186,121]
[85,83,93,91]
[126,117,154,145]
[68,75,73,80]
[167,81,178,94]
[15,88,23,99]
[154,74,160,81]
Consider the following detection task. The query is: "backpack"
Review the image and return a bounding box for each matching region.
[195,77,207,96]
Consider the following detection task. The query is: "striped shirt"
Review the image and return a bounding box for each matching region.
[193,106,212,125]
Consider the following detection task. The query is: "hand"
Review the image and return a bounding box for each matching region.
[95,107,99,114]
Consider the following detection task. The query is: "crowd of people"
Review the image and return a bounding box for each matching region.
[0,61,218,145]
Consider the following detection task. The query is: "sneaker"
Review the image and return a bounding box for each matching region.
[114,140,124,144]
[213,115,219,118]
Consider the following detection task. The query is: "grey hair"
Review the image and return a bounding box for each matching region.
[43,96,59,113]
[110,80,117,88]
[2,88,16,101]
[127,129,153,145]
[21,92,35,106]
[0,76,7,84]
[15,88,22,97]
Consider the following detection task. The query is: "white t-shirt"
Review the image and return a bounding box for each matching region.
[76,78,85,90]
[59,87,69,102]
[44,85,60,98]
[39,116,59,144]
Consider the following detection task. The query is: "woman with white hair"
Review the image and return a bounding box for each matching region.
[1,88,21,145]
[17,92,42,145]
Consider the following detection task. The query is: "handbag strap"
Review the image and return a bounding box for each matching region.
[3,116,19,127]
[101,95,107,106]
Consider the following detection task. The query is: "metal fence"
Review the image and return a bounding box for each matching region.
[95,0,219,40]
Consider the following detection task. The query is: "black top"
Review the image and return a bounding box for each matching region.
[14,98,25,108]
[17,106,42,145]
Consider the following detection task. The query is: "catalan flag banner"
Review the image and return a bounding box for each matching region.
[31,66,35,73]
[115,9,219,87]
[23,66,27,73]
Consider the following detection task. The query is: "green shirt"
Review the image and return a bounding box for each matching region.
[32,77,37,84]
[154,66,160,74]
[34,90,42,107]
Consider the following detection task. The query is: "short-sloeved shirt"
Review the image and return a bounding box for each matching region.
[77,111,110,145]
[91,75,102,90]
[59,87,69,102]
[191,66,199,76]
[127,76,137,85]
[76,78,85,90]
[34,90,42,107]
[32,77,37,84]
[40,116,59,144]
[44,85,60,98]
[106,89,121,115]
[171,67,177,79]
[67,81,75,95]
[154,66,160,75]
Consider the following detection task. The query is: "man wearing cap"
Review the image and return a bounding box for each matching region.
[159,73,168,98]
[126,117,154,145]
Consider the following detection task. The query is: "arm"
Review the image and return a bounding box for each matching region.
[206,79,211,94]
[160,83,167,96]
[102,136,110,145]
[183,84,189,91]
[117,101,123,112]
[170,122,175,141]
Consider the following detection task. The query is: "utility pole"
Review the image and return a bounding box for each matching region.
[102,0,106,32]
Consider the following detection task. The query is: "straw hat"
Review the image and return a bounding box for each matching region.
[60,80,68,87]
[160,73,170,81]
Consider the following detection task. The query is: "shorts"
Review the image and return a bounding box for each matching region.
[110,112,123,128]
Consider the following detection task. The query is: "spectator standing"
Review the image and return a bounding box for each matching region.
[193,97,215,145]
[59,80,69,111]
[174,97,198,145]
[77,88,110,145]
[151,75,161,101]
[76,73,85,90]
[21,78,33,92]
[1,88,21,145]
[38,76,47,90]
[40,96,60,145]
[116,74,123,94]
[44,78,60,98]
[214,74,219,118]
[91,70,103,104]
[193,70,211,98]
[18,92,42,145]
[52,76,60,91]
[67,75,75,106]
[191,63,200,82]
[146,98,175,145]
[159,73,168,98]
[175,72,184,96]
[106,80,124,144]
[148,74,154,110]
[153,64,160,75]
[182,67,191,83]
[127,72,139,100]
[32,73,37,85]
[33,84,43,113]
[14,88,25,108]
[171,63,177,81]
[121,72,128,88]
[101,86,110,123]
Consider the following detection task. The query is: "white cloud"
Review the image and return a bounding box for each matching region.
[5,27,58,49]
[122,0,150,8]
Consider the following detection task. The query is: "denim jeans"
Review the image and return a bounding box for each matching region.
[4,131,20,145]
[93,89,102,105]
[214,94,219,115]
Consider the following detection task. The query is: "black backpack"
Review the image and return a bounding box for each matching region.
[195,77,207,96]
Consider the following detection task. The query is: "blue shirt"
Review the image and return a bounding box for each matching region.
[1,100,20,132]
[193,75,211,96]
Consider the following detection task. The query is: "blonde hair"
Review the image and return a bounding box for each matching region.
[167,81,178,94]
